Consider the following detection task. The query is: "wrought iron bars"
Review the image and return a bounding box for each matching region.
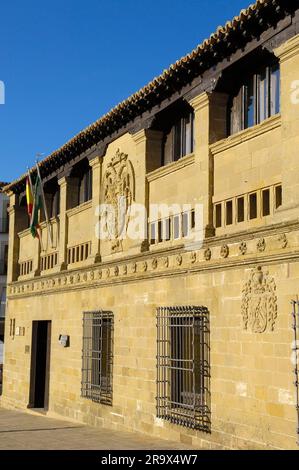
[82,311,114,406]
[156,306,211,432]
[291,300,299,446]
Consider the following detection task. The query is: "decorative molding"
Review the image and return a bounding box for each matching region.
[241,266,277,334]
[274,33,299,63]
[9,224,299,301]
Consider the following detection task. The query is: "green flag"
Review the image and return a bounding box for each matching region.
[30,174,43,239]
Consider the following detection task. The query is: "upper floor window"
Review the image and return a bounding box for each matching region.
[50,188,60,218]
[78,166,92,205]
[163,110,194,165]
[229,61,280,135]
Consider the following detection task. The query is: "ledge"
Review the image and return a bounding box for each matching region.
[146,153,195,182]
[210,114,281,156]
[66,200,92,218]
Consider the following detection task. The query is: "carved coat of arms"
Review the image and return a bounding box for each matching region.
[241,266,277,333]
[101,149,135,252]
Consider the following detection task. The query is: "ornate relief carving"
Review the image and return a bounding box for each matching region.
[113,266,119,277]
[278,233,288,249]
[190,251,196,264]
[204,248,211,261]
[131,262,137,273]
[102,149,135,253]
[163,257,169,268]
[176,254,183,266]
[141,261,148,272]
[220,244,229,258]
[257,238,266,252]
[151,258,158,270]
[121,265,127,275]
[239,242,247,256]
[241,266,277,334]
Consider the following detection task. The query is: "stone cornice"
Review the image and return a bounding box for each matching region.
[275,32,299,62]
[146,153,195,182]
[210,114,281,156]
[8,219,299,300]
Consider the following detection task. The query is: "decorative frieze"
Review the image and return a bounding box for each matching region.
[8,226,299,299]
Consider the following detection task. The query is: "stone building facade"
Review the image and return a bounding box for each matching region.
[0,184,9,341]
[2,0,299,450]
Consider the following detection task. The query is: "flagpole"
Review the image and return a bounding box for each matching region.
[27,167,34,224]
[35,160,53,248]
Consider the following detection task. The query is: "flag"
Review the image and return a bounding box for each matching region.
[25,173,33,219]
[30,173,43,239]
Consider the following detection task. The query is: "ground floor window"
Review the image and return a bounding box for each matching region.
[82,311,114,405]
[156,306,210,431]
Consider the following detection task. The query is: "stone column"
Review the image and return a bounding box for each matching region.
[7,192,28,283]
[274,34,299,221]
[189,93,214,238]
[89,156,103,263]
[131,129,163,252]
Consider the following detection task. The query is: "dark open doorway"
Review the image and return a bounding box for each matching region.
[28,321,51,410]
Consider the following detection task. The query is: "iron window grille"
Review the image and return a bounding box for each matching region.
[156,306,210,432]
[82,311,114,406]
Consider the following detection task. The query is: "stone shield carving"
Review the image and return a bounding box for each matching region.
[102,149,135,252]
[241,266,277,333]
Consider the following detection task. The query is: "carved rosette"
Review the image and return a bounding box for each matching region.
[257,238,266,253]
[152,258,158,270]
[220,244,229,258]
[278,233,287,249]
[241,266,277,333]
[239,242,247,256]
[141,261,148,273]
[204,248,211,261]
[176,254,183,266]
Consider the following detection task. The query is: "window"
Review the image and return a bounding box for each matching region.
[50,188,60,218]
[164,218,171,241]
[0,287,6,318]
[215,204,222,228]
[182,212,189,238]
[163,111,194,165]
[275,185,282,209]
[150,222,156,245]
[157,220,163,243]
[225,200,233,226]
[79,167,92,205]
[173,215,180,240]
[249,192,257,220]
[82,311,114,405]
[237,197,245,223]
[262,188,270,217]
[230,61,280,134]
[156,306,210,431]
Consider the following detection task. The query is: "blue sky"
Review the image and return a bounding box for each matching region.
[0,0,247,183]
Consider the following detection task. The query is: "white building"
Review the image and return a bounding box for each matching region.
[0,183,9,344]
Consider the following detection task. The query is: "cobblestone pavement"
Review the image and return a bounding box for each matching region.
[0,408,194,450]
